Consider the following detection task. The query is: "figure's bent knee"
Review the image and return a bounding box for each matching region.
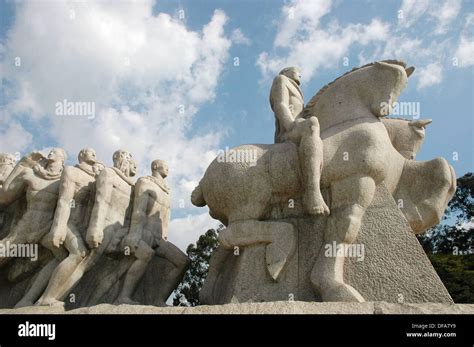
[301,117,320,136]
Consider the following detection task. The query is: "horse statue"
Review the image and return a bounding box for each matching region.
[191,60,456,302]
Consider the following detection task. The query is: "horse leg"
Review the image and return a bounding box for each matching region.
[311,175,376,302]
[219,220,295,281]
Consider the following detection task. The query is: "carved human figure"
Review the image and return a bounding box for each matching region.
[0,148,67,269]
[0,153,17,231]
[194,61,455,303]
[270,67,329,215]
[33,150,135,304]
[22,148,104,307]
[94,159,189,305]
[0,153,17,188]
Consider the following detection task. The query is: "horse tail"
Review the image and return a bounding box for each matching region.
[191,182,206,207]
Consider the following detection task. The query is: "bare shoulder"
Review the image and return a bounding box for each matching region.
[101,167,115,177]
[272,74,286,85]
[62,166,76,177]
[135,177,154,190]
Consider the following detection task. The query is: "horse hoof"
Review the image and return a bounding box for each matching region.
[306,203,330,216]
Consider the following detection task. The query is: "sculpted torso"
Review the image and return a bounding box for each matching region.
[22,170,61,213]
[62,166,97,223]
[135,177,170,240]
[103,168,133,225]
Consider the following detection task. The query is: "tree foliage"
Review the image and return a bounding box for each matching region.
[417,172,473,303]
[417,172,473,254]
[173,226,222,306]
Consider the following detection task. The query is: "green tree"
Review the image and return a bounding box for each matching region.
[173,226,222,306]
[417,172,473,303]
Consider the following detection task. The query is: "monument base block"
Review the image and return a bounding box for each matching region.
[201,185,453,304]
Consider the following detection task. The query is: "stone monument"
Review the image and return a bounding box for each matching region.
[0,149,189,308]
[192,60,456,304]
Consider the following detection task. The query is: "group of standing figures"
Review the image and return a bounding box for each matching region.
[0,148,189,308]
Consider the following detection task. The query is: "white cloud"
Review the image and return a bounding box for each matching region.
[231,28,251,46]
[416,63,443,90]
[454,14,474,67]
[359,1,468,89]
[257,0,389,81]
[0,121,33,153]
[455,36,474,67]
[0,0,232,211]
[274,0,332,48]
[0,0,232,249]
[431,0,462,35]
[398,0,461,34]
[398,0,430,29]
[168,212,220,251]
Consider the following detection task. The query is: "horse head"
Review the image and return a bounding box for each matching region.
[304,60,415,132]
[382,118,432,160]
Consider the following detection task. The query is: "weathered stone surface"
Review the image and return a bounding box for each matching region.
[193,60,456,303]
[201,185,453,304]
[1,301,472,315]
[0,149,188,309]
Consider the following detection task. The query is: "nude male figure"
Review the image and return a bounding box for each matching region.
[115,160,189,305]
[0,153,17,232]
[33,150,135,304]
[26,148,105,307]
[0,153,16,189]
[0,148,67,268]
[270,67,329,215]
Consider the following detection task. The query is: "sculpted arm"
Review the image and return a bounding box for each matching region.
[86,169,113,248]
[271,76,295,133]
[129,181,149,236]
[49,168,75,247]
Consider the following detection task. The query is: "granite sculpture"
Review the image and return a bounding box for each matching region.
[193,60,456,304]
[0,149,188,308]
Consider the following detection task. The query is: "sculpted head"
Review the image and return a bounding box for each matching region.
[279,67,301,85]
[130,159,137,177]
[78,148,97,165]
[0,153,16,166]
[368,61,414,117]
[113,149,133,176]
[151,159,168,178]
[48,148,67,164]
[0,153,16,185]
[406,119,432,159]
[382,118,432,160]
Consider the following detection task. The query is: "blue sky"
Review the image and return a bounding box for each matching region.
[0,0,473,249]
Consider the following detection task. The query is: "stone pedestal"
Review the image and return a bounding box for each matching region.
[201,185,453,304]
